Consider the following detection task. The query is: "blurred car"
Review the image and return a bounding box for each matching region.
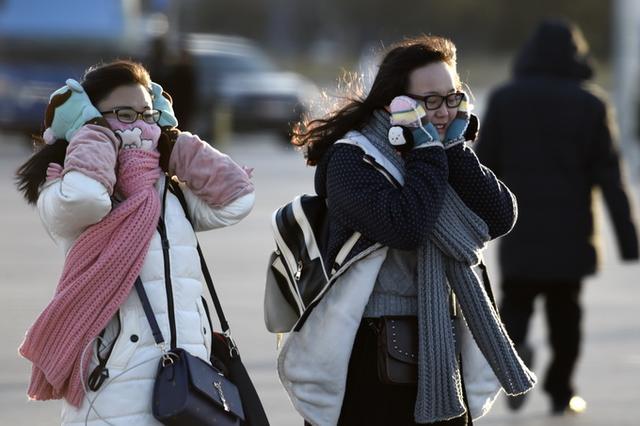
[183,33,319,142]
[0,51,101,135]
[0,0,147,136]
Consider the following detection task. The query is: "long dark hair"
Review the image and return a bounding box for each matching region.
[15,60,152,204]
[293,35,460,166]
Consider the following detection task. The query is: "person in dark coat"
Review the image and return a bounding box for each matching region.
[476,18,639,415]
[165,46,196,130]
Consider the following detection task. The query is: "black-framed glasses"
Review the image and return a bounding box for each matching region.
[407,92,465,110]
[100,108,162,124]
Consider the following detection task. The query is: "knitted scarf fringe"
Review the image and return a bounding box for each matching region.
[415,189,536,423]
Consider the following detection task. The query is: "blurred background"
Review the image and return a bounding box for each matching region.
[1,0,639,425]
[2,0,640,158]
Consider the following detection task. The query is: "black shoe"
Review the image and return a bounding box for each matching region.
[551,395,587,415]
[506,344,534,411]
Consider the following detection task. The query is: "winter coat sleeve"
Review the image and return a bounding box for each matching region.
[175,182,254,231]
[589,100,639,260]
[37,125,119,242]
[168,132,255,231]
[326,144,449,250]
[169,132,254,206]
[446,142,517,239]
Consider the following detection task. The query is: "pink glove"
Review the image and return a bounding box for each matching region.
[169,132,254,207]
[62,124,120,194]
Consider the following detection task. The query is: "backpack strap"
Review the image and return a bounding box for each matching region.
[331,231,361,274]
[338,131,404,186]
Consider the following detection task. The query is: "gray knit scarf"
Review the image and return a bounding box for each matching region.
[362,110,536,423]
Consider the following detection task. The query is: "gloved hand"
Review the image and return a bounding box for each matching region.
[443,92,471,148]
[45,79,104,141]
[388,96,441,152]
[151,82,178,128]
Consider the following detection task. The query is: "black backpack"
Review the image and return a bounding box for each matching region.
[264,194,332,333]
[264,193,365,333]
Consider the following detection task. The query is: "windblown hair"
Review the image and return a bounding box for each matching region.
[293,35,460,166]
[16,60,152,204]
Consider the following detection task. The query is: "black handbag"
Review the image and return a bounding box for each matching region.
[135,278,245,425]
[376,316,418,385]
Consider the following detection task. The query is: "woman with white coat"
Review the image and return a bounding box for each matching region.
[16,60,255,425]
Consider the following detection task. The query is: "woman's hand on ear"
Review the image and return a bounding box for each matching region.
[46,79,105,141]
[388,96,441,152]
[443,92,470,148]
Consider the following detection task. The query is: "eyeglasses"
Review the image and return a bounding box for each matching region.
[100,108,162,124]
[407,92,464,110]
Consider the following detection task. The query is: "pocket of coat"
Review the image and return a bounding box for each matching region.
[103,303,141,370]
[196,299,213,359]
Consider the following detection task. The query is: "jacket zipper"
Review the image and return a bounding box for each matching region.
[362,154,401,188]
[293,242,384,331]
[291,195,329,281]
[271,209,306,311]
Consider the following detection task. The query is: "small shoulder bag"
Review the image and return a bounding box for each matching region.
[135,278,245,425]
[376,262,496,386]
[376,316,418,385]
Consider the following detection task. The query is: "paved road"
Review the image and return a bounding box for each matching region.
[1,132,639,425]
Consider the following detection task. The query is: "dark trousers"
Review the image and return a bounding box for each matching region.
[304,320,469,426]
[499,279,582,405]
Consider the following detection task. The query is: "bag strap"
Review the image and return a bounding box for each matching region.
[167,179,238,356]
[136,178,171,347]
[135,178,238,356]
[135,277,165,345]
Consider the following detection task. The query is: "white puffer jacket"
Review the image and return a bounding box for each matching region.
[37,170,254,426]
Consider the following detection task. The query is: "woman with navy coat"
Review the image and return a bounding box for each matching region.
[276,35,536,426]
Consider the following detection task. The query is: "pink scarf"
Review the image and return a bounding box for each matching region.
[20,148,162,407]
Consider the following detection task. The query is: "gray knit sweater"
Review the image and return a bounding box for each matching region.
[363,248,418,316]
